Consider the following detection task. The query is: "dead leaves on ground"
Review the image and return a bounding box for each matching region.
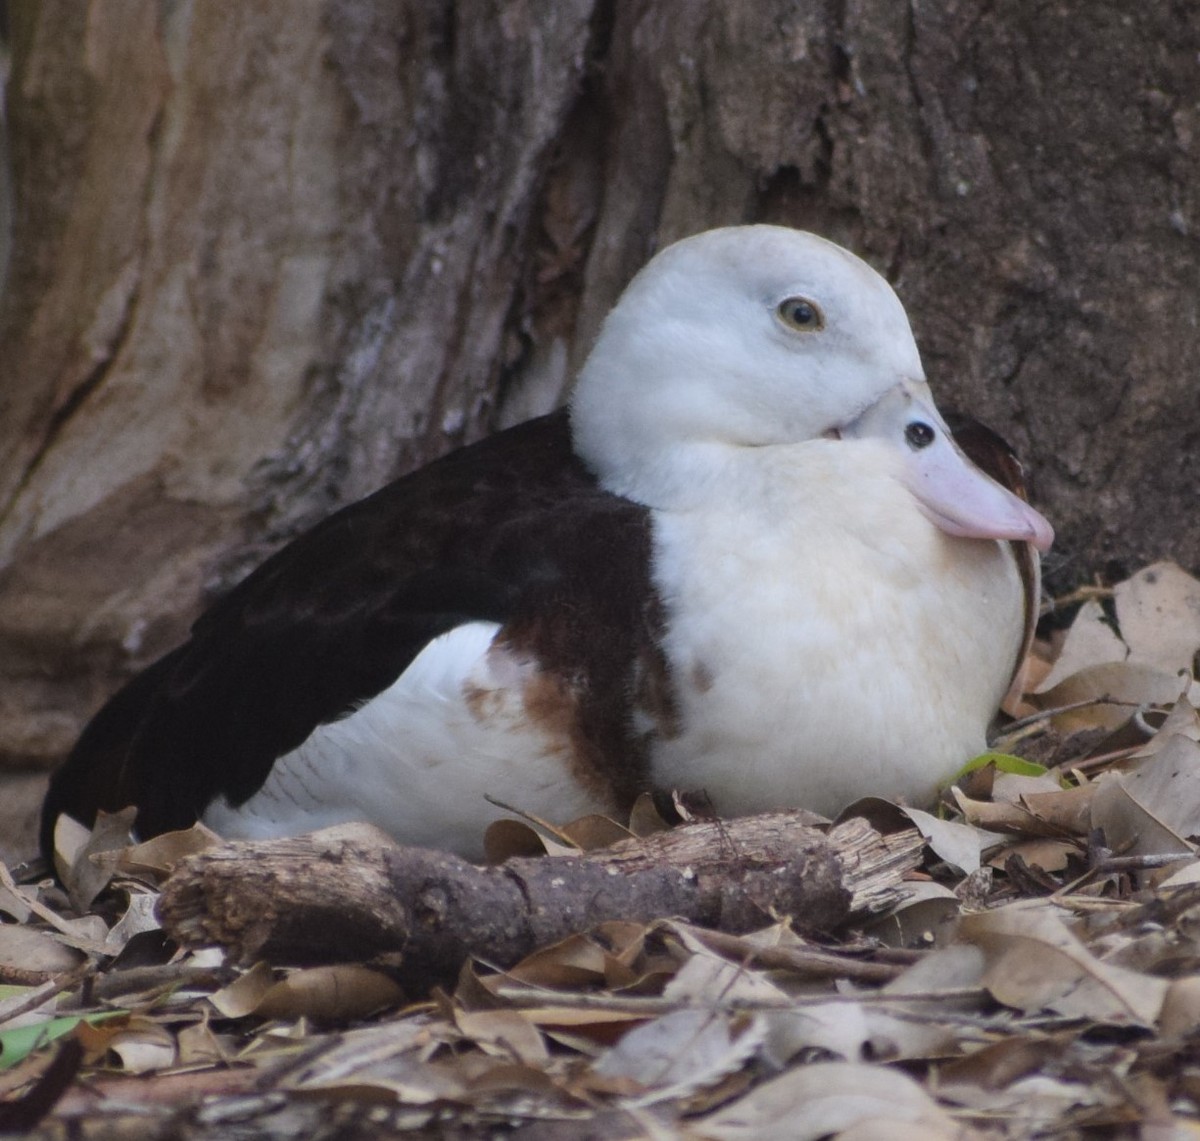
[4,561,1200,1137]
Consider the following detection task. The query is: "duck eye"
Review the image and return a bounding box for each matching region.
[776,296,824,332]
[905,421,936,450]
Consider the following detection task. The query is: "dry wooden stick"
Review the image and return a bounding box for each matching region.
[157,814,923,991]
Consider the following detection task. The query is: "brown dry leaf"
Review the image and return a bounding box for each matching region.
[1114,561,1200,675]
[1112,734,1200,841]
[102,892,162,955]
[297,1050,470,1105]
[864,882,961,949]
[950,787,1064,839]
[486,808,638,861]
[836,1124,970,1141]
[937,1034,1064,1093]
[1159,861,1200,889]
[662,947,789,1006]
[50,815,91,888]
[986,838,1077,873]
[558,814,636,851]
[991,770,1066,803]
[883,943,986,1005]
[105,1017,177,1074]
[482,818,557,863]
[283,1017,441,1090]
[252,965,404,1024]
[510,1005,650,1037]
[901,807,985,874]
[960,900,1168,1025]
[1136,695,1200,752]
[1036,599,1128,693]
[57,807,138,911]
[1020,783,1096,835]
[73,1014,132,1062]
[458,1059,581,1110]
[454,1008,548,1066]
[937,1043,1111,1128]
[0,876,33,924]
[1030,661,1188,733]
[628,792,674,837]
[591,1008,766,1107]
[118,824,223,878]
[1090,776,1193,865]
[1160,976,1200,1038]
[480,802,583,858]
[0,925,85,978]
[503,923,647,991]
[208,961,278,1019]
[695,1060,962,1140]
[176,1020,234,1067]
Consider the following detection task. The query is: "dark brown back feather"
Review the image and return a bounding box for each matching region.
[41,411,662,855]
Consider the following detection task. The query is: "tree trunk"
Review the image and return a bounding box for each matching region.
[1,0,1197,786]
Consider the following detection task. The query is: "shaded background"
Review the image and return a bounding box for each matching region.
[0,2,1197,850]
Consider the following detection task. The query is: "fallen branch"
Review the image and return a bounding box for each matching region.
[157,814,923,991]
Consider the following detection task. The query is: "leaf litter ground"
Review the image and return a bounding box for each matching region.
[4,561,1200,1139]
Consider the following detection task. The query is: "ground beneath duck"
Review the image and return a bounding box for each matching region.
[3,560,1200,1140]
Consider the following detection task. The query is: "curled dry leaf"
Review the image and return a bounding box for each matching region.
[211,961,403,1024]
[0,926,84,981]
[1019,783,1096,835]
[1160,976,1200,1039]
[1090,778,1193,877]
[502,922,649,991]
[253,965,404,1024]
[1030,662,1190,734]
[950,787,1064,840]
[960,900,1168,1026]
[104,1018,178,1075]
[986,837,1077,874]
[102,893,162,955]
[454,1008,548,1066]
[662,946,789,1006]
[1036,599,1128,693]
[117,824,223,879]
[695,1060,962,1141]
[55,808,138,912]
[863,882,961,949]
[1110,734,1200,841]
[901,807,984,875]
[593,1008,766,1107]
[208,961,278,1020]
[1114,561,1200,675]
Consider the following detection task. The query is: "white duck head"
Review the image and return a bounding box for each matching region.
[571,225,1052,551]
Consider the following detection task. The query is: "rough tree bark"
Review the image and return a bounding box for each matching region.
[156,816,923,990]
[0,1,1197,792]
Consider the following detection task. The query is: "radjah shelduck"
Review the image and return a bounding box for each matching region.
[42,226,1054,862]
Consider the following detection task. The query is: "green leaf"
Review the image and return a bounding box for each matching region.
[955,752,1049,779]
[0,1011,124,1069]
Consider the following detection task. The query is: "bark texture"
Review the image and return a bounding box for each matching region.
[156,817,923,989]
[1,1,1198,771]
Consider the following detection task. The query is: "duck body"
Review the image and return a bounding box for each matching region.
[648,438,1025,817]
[42,226,1051,862]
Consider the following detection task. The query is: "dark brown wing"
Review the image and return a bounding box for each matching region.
[946,413,1042,696]
[41,410,661,856]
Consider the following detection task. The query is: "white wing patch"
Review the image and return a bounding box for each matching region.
[201,620,611,861]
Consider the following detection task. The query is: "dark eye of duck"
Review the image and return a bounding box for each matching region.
[905,421,936,450]
[776,296,824,332]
